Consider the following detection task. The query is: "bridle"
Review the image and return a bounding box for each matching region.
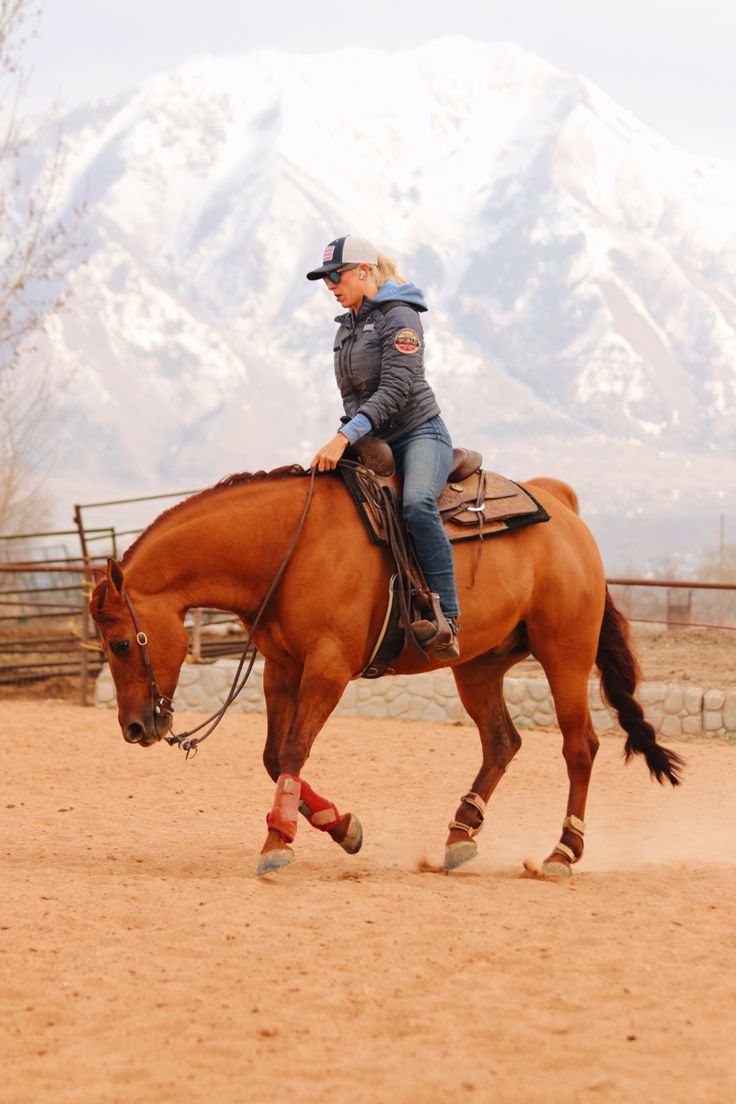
[118,468,317,758]
[123,590,176,729]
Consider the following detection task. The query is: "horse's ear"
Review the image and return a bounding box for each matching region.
[107,558,126,595]
[92,567,106,585]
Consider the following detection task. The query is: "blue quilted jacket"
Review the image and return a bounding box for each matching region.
[333,281,440,443]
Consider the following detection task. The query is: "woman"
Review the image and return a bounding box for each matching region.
[306,234,460,658]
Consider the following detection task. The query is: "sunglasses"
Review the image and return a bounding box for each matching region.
[324,264,360,285]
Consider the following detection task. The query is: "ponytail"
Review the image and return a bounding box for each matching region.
[369,251,407,288]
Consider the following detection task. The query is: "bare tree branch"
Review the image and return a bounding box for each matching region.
[1,0,79,371]
[0,0,79,532]
[0,363,53,531]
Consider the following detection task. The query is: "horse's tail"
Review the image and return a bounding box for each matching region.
[595,588,684,786]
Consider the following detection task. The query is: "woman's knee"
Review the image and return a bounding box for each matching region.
[402,489,437,529]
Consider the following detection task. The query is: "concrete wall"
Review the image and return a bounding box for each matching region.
[95,657,736,739]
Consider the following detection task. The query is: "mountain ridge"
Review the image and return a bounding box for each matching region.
[8,37,735,562]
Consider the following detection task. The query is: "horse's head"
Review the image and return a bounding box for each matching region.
[90,559,189,747]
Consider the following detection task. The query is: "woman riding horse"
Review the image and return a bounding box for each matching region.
[307,234,460,658]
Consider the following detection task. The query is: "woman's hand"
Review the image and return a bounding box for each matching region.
[310,433,350,472]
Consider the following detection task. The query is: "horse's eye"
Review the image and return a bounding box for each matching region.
[111,640,131,657]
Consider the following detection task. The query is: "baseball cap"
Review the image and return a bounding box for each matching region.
[306,235,379,280]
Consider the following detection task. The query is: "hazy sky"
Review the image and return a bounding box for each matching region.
[21,0,736,159]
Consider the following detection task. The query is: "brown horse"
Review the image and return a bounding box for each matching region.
[91,466,682,877]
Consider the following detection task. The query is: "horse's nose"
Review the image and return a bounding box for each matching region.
[126,722,145,743]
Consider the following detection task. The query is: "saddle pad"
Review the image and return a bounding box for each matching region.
[438,470,548,540]
[340,466,550,547]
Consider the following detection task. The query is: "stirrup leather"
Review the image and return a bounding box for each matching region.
[551,814,586,864]
[448,791,486,838]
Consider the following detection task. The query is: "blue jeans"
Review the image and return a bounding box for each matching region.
[391,416,460,619]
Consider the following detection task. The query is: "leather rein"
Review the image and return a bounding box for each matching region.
[122,468,317,758]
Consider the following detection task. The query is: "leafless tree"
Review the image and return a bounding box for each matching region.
[0,366,53,532]
[0,0,77,535]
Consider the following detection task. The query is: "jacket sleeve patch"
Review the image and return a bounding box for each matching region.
[393,328,421,354]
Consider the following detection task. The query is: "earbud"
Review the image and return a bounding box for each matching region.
[359,271,366,280]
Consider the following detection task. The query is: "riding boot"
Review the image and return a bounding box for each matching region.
[411,595,460,659]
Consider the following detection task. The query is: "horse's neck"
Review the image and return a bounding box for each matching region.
[125,480,308,614]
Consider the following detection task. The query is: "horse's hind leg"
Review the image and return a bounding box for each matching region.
[535,662,599,878]
[444,653,523,871]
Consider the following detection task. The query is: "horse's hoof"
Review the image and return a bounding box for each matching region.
[338,814,363,855]
[540,858,572,879]
[256,847,295,876]
[443,839,478,871]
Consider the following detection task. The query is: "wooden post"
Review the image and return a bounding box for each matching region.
[191,608,202,663]
[719,514,725,627]
[666,587,691,629]
[73,504,92,706]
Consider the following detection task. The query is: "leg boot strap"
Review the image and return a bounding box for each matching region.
[298,779,340,832]
[462,791,487,819]
[448,819,480,839]
[563,814,585,839]
[266,773,301,843]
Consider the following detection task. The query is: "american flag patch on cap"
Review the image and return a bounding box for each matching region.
[323,243,335,262]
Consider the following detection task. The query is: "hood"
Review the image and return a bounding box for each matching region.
[334,280,429,325]
[371,280,428,312]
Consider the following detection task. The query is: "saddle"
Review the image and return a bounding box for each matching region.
[338,436,549,678]
[341,436,549,547]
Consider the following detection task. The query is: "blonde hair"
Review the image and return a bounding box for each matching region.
[368,251,407,288]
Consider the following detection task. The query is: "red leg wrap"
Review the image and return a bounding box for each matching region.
[298,779,340,832]
[266,773,301,843]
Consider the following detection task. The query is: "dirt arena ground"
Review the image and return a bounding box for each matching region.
[2,695,735,1104]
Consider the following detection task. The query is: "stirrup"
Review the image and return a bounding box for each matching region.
[411,596,458,654]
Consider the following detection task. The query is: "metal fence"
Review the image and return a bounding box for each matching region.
[0,495,250,702]
[0,559,248,702]
[0,558,102,694]
[608,578,736,631]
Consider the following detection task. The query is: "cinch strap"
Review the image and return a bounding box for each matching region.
[298,779,340,832]
[266,773,302,843]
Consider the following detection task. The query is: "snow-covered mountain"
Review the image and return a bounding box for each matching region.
[11,37,736,563]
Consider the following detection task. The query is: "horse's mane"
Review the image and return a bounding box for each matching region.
[121,464,308,564]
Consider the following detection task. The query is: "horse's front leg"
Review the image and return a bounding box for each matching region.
[261,655,299,782]
[260,656,361,859]
[257,650,360,876]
